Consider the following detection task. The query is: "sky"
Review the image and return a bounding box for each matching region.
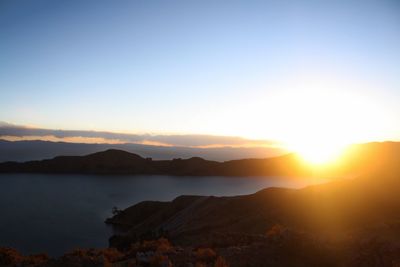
[1,0,399,149]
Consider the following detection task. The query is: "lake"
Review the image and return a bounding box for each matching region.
[0,174,312,256]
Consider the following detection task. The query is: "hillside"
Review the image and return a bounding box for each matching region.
[103,169,400,266]
[106,170,400,247]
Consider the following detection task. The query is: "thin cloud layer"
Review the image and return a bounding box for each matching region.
[0,122,281,148]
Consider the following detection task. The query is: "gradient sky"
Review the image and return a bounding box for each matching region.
[1,0,399,144]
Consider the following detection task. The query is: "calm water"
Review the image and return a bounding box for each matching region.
[0,174,311,256]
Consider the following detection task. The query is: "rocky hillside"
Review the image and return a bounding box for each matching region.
[100,170,400,266]
[106,168,400,249]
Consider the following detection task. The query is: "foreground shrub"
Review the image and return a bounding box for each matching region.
[214,256,229,267]
[99,248,124,262]
[0,247,49,267]
[195,248,217,263]
[266,224,287,239]
[149,253,172,267]
[22,253,49,266]
[59,248,124,267]
[141,238,173,253]
[0,247,23,266]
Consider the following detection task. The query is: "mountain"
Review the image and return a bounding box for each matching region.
[0,139,284,162]
[0,148,311,177]
[1,141,399,178]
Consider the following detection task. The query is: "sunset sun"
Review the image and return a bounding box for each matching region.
[289,139,347,165]
[266,86,390,165]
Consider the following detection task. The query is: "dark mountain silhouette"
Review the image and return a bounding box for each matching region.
[0,148,308,177]
[1,141,399,178]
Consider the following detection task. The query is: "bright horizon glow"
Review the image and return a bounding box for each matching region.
[264,85,393,164]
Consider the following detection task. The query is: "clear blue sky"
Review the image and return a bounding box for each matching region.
[1,0,399,143]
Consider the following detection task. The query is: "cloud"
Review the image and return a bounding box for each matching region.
[0,122,282,148]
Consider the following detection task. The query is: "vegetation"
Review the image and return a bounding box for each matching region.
[0,238,231,267]
[0,247,48,267]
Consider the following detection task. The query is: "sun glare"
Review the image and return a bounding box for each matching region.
[180,76,394,166]
[260,83,391,165]
[288,139,347,165]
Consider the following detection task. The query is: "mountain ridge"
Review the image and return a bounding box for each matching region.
[1,141,400,178]
[0,148,305,177]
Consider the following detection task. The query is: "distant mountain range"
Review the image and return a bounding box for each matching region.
[1,141,399,178]
[0,139,284,162]
[0,148,308,177]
